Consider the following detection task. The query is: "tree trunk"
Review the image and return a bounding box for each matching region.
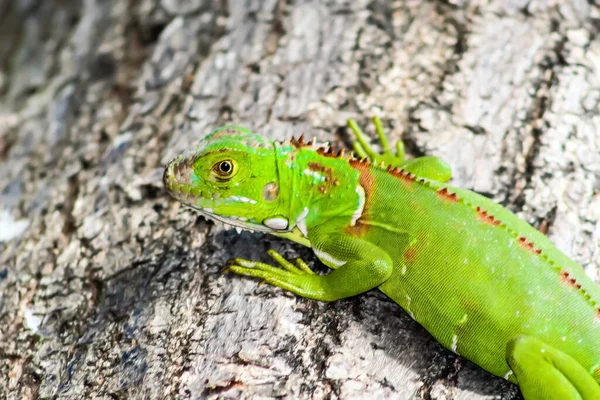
[1,1,599,399]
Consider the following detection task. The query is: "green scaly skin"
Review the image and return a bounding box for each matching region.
[163,117,600,399]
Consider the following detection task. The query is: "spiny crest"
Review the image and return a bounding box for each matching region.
[289,133,316,148]
[475,206,502,226]
[437,187,459,202]
[500,219,600,316]
[476,208,544,257]
[560,269,600,317]
[386,166,416,183]
[285,134,350,160]
[348,156,372,167]
[316,144,346,158]
[561,270,582,290]
[517,236,542,255]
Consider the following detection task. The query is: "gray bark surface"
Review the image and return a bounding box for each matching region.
[1,1,599,399]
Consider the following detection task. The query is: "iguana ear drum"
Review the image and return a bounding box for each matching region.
[262,182,279,201]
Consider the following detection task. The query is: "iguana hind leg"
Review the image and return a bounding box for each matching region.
[347,116,452,182]
[506,335,600,400]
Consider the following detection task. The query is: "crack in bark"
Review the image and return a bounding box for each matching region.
[506,27,566,216]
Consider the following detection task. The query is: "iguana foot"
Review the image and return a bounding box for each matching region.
[226,249,338,300]
[506,335,600,400]
[347,116,403,166]
[346,116,452,182]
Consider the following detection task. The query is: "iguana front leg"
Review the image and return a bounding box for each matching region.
[227,230,394,301]
[347,117,452,182]
[506,335,600,400]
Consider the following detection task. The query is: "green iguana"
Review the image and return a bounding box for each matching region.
[163,117,600,399]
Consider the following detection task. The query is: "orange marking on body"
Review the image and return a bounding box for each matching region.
[307,162,332,174]
[403,246,418,262]
[346,158,375,237]
[387,166,415,184]
[475,206,501,226]
[437,187,459,203]
[308,162,336,194]
[518,236,542,255]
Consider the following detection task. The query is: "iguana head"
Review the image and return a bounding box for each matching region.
[163,126,290,233]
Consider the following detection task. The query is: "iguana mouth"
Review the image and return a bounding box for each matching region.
[184,203,275,234]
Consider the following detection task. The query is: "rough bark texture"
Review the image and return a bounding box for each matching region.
[1,1,599,399]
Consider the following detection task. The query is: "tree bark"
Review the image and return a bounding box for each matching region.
[1,1,599,399]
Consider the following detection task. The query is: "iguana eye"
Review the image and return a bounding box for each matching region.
[212,160,235,178]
